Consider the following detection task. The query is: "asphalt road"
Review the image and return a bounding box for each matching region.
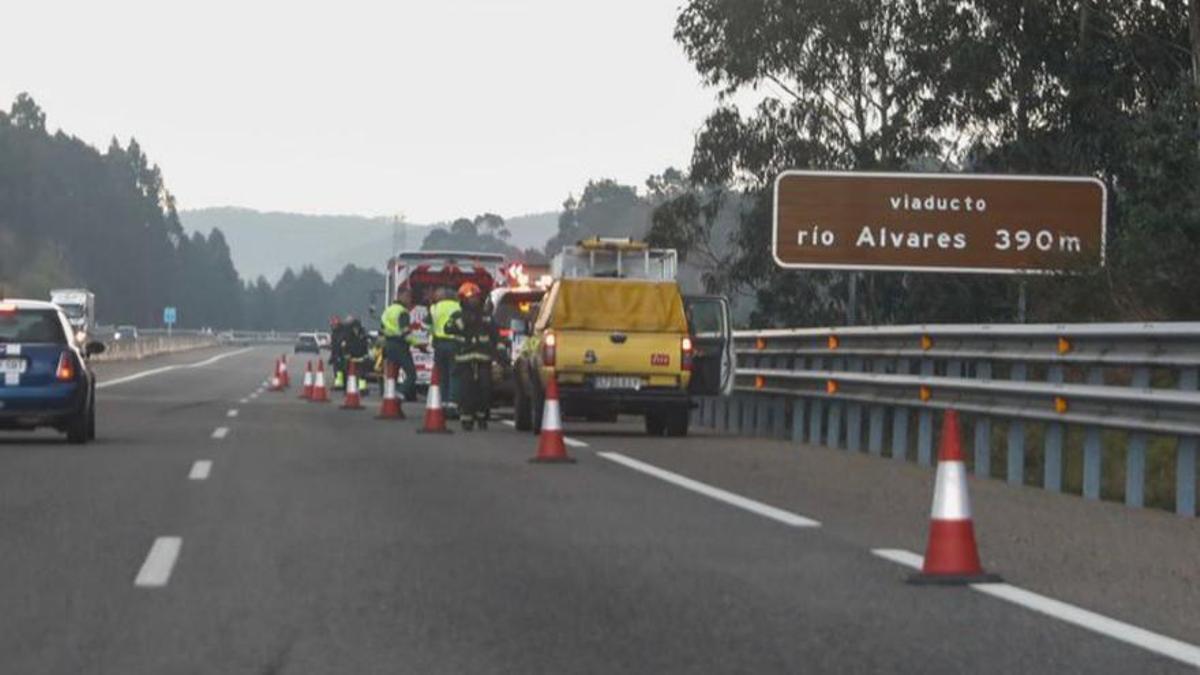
[0,346,1191,673]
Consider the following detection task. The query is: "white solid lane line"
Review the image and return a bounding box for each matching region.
[871,548,1200,668]
[134,536,182,588]
[188,460,212,480]
[598,452,820,528]
[564,437,589,448]
[211,427,229,440]
[227,409,239,418]
[96,348,254,389]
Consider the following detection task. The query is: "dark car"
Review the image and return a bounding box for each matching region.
[294,332,321,354]
[0,300,105,443]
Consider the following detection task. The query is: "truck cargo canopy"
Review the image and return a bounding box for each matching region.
[548,279,687,333]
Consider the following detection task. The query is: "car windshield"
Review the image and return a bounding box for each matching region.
[59,304,86,319]
[0,310,67,343]
[299,335,317,344]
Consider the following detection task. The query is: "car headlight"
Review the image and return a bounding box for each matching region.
[114,332,122,340]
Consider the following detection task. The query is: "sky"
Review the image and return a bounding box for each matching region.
[0,0,728,223]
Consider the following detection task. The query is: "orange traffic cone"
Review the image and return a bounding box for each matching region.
[278,354,290,388]
[269,358,284,391]
[298,361,313,400]
[910,410,1000,585]
[530,371,574,463]
[341,360,364,410]
[376,361,405,419]
[310,360,330,403]
[417,363,452,434]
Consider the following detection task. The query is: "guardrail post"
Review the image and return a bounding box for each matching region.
[974,361,992,478]
[1044,365,1065,492]
[791,397,807,443]
[867,359,885,456]
[808,356,825,446]
[825,356,844,448]
[891,358,911,461]
[1125,367,1151,507]
[771,396,787,439]
[917,358,935,466]
[1082,368,1105,500]
[845,357,864,452]
[1177,368,1198,516]
[1007,363,1028,485]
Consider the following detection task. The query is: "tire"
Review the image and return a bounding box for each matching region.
[644,410,666,436]
[66,409,89,444]
[514,381,532,431]
[665,405,690,437]
[531,386,545,435]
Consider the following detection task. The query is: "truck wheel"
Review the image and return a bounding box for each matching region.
[531,387,545,435]
[514,384,532,431]
[644,410,666,436]
[665,405,690,437]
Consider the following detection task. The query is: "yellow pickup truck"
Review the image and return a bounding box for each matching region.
[513,277,732,436]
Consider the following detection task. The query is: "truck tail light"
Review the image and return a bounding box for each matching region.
[681,336,694,372]
[542,332,556,367]
[56,352,77,382]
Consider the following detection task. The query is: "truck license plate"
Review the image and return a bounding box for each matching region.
[594,376,642,391]
[0,358,25,374]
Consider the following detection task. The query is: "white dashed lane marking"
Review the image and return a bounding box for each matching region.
[871,549,1200,668]
[188,460,212,480]
[227,409,239,418]
[211,427,229,440]
[134,537,182,588]
[598,452,820,528]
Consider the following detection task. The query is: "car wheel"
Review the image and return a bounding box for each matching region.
[645,410,666,436]
[514,382,532,431]
[665,405,690,437]
[66,410,89,444]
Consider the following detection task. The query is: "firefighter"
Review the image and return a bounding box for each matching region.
[444,282,505,431]
[380,287,419,402]
[342,314,370,390]
[328,315,347,390]
[429,286,462,417]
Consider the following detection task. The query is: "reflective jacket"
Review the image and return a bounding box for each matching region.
[380,302,417,344]
[431,299,462,342]
[445,306,501,363]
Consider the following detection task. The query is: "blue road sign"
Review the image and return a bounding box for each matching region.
[163,306,177,325]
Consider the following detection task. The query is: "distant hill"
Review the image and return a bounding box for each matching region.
[181,207,559,282]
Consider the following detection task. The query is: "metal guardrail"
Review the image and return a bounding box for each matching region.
[695,322,1200,516]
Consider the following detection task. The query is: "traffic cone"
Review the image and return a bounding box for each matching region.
[278,355,290,388]
[376,361,405,419]
[269,358,283,392]
[417,363,451,434]
[298,361,314,400]
[341,360,364,410]
[530,371,574,463]
[310,360,330,403]
[909,410,1001,585]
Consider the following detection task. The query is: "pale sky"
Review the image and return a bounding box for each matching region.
[0,0,727,222]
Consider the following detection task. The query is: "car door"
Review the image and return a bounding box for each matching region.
[683,295,734,396]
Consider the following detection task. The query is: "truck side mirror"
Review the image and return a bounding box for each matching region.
[85,341,107,357]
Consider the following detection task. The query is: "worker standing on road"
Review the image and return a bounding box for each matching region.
[430,286,462,417]
[380,287,420,402]
[343,315,370,392]
[445,282,505,431]
[328,315,346,390]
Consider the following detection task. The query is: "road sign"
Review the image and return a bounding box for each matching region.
[163,306,177,325]
[772,171,1106,274]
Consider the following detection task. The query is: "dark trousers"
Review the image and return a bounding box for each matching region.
[455,360,493,422]
[433,339,458,405]
[385,338,417,400]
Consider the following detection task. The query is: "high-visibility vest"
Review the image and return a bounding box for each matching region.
[380,302,408,338]
[431,299,461,341]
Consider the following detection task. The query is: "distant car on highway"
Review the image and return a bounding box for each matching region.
[0,299,106,443]
[316,332,331,350]
[112,325,139,342]
[294,332,321,354]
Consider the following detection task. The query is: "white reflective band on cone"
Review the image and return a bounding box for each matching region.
[384,377,395,399]
[427,383,441,408]
[931,461,972,520]
[542,400,562,431]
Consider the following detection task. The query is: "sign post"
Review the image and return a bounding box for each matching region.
[772,171,1107,273]
[163,306,177,337]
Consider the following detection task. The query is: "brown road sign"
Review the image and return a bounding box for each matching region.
[772,171,1107,273]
